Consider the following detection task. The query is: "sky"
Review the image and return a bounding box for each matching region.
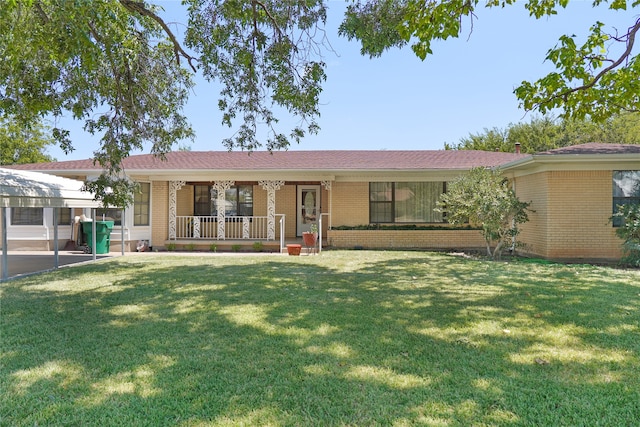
[48,1,638,161]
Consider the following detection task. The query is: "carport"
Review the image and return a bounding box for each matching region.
[0,167,112,281]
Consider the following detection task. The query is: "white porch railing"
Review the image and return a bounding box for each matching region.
[175,215,283,241]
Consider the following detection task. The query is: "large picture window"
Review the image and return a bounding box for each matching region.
[194,185,253,217]
[370,182,446,223]
[613,171,640,226]
[11,208,43,225]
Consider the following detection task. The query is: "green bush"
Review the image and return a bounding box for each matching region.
[166,243,177,251]
[185,243,196,252]
[436,167,531,260]
[231,244,241,252]
[252,241,264,252]
[612,203,640,267]
[209,243,218,252]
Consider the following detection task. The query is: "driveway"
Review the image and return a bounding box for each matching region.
[1,251,112,280]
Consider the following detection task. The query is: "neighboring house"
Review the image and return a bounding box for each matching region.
[4,143,640,262]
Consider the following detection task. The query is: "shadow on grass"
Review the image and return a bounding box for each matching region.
[1,252,639,425]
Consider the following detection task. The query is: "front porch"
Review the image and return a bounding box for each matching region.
[167,212,328,253]
[165,179,332,253]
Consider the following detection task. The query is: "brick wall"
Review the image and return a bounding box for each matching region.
[327,229,486,251]
[547,170,621,260]
[253,184,267,216]
[151,181,168,248]
[276,185,297,237]
[331,182,369,226]
[517,170,622,262]
[515,172,549,257]
[176,185,193,216]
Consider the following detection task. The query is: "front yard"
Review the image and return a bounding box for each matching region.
[1,251,639,426]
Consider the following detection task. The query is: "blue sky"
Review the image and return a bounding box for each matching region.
[49,1,636,160]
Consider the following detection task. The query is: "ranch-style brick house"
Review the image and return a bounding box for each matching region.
[4,142,640,262]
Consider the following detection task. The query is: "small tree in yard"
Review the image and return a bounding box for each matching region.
[611,204,640,267]
[437,167,531,260]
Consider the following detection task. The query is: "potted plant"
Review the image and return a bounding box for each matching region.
[302,223,318,248]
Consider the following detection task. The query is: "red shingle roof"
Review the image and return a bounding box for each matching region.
[9,150,527,172]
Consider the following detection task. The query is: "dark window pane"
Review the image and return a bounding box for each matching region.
[194,185,212,216]
[198,185,253,217]
[134,183,150,226]
[96,209,122,226]
[11,208,43,225]
[370,182,392,201]
[370,202,393,223]
[57,208,72,225]
[613,171,640,227]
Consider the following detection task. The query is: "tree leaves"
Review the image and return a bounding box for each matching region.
[1,1,194,205]
[446,113,640,153]
[0,117,56,165]
[184,0,328,151]
[436,167,531,259]
[342,0,640,122]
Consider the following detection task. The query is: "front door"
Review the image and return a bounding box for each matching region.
[297,185,320,236]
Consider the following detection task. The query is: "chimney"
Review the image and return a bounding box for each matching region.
[515,142,521,154]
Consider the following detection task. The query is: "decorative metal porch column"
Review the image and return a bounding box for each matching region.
[213,181,234,239]
[168,180,186,239]
[259,180,285,240]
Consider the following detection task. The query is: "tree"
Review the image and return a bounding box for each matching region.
[340,1,640,120]
[611,203,640,267]
[446,114,640,153]
[1,0,327,205]
[2,0,639,205]
[0,117,55,165]
[436,167,531,260]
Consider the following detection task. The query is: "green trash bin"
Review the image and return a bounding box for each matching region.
[82,221,114,254]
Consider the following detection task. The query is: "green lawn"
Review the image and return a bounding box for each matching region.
[1,251,639,426]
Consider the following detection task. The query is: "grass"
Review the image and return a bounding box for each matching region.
[1,251,639,426]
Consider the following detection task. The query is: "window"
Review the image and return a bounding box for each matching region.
[56,208,72,225]
[11,208,43,225]
[95,208,122,226]
[613,171,640,226]
[194,185,253,217]
[370,182,446,223]
[133,182,150,226]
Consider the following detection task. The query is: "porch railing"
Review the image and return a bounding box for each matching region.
[175,215,282,241]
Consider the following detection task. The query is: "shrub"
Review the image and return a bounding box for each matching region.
[436,167,531,260]
[611,203,640,267]
[231,244,241,252]
[185,243,196,252]
[209,243,218,252]
[166,243,177,251]
[252,241,264,252]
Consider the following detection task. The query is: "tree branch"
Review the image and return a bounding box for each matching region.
[543,17,640,105]
[252,0,283,37]
[118,0,197,72]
